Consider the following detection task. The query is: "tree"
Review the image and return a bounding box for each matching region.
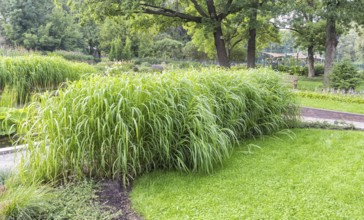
[288,0,326,77]
[71,0,255,67]
[322,0,364,87]
[0,0,85,51]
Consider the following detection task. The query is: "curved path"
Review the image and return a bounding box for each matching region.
[0,146,25,173]
[301,107,364,130]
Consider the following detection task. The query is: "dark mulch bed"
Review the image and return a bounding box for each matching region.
[97,181,142,220]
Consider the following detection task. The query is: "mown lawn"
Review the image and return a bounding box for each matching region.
[131,129,364,219]
[299,96,364,114]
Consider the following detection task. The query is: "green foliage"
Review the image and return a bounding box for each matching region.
[0,55,96,105]
[108,38,123,61]
[0,177,54,219]
[330,62,361,91]
[0,107,26,136]
[297,91,364,104]
[154,37,184,60]
[131,129,364,219]
[278,64,325,77]
[19,68,298,186]
[0,1,85,51]
[277,65,306,76]
[0,46,40,57]
[48,181,120,219]
[48,50,95,62]
[313,64,325,76]
[0,177,118,219]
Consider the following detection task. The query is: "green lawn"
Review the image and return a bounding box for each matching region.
[297,76,364,92]
[299,97,364,114]
[131,129,364,219]
[297,77,323,91]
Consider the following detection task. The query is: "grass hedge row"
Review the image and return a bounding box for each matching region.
[20,68,298,185]
[0,55,96,104]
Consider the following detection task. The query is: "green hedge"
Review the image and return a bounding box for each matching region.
[296,91,364,104]
[20,68,298,185]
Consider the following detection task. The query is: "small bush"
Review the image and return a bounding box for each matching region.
[278,64,324,77]
[314,64,325,76]
[330,62,360,91]
[277,65,306,76]
[20,68,298,186]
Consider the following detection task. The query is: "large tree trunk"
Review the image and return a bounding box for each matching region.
[323,18,338,87]
[307,45,315,78]
[247,0,258,68]
[213,23,230,68]
[247,28,257,68]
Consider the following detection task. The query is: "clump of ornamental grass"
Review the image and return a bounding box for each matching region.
[0,55,96,105]
[0,176,54,220]
[0,174,118,220]
[19,68,298,186]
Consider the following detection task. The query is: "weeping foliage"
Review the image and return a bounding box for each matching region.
[0,55,96,105]
[19,68,298,186]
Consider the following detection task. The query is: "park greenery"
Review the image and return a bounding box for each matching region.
[0,0,363,219]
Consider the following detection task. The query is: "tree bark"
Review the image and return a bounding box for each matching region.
[247,28,257,68]
[307,45,315,78]
[247,0,258,68]
[323,18,338,87]
[213,24,230,68]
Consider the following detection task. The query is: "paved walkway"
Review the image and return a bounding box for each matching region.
[0,145,26,173]
[301,107,364,130]
[0,152,21,173]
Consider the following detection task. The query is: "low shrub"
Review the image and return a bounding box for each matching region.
[48,50,94,62]
[314,64,325,76]
[278,64,324,77]
[330,62,361,91]
[296,91,364,104]
[0,55,96,104]
[0,176,117,219]
[20,68,298,186]
[277,65,306,76]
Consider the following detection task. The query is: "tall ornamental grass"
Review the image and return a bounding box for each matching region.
[0,55,96,105]
[20,68,298,185]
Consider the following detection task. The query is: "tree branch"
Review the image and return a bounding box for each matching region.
[206,0,218,19]
[189,0,208,17]
[230,37,243,51]
[269,22,302,34]
[140,3,203,23]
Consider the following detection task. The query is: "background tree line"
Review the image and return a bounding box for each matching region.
[0,0,363,85]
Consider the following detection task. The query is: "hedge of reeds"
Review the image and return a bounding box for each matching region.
[0,55,96,105]
[20,68,298,185]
